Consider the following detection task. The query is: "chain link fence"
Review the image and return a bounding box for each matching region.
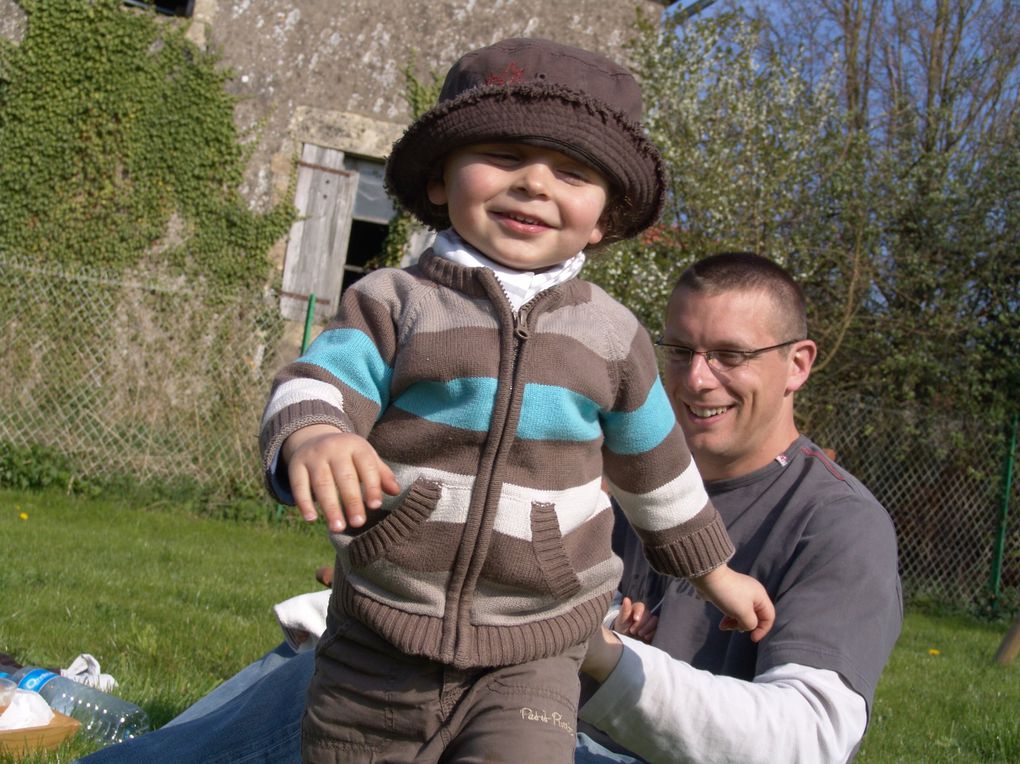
[0,255,285,494]
[1,256,1017,612]
[807,401,1019,612]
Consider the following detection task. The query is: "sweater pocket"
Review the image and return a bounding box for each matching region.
[479,501,584,603]
[530,501,583,600]
[349,478,442,568]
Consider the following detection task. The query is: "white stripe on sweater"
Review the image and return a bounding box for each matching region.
[609,460,710,531]
[261,378,347,427]
[384,463,606,541]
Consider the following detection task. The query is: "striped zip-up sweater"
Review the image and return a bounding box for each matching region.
[260,251,734,669]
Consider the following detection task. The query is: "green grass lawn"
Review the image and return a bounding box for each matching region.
[0,488,330,763]
[1,488,1018,763]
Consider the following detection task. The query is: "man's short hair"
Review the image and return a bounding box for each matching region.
[674,252,808,340]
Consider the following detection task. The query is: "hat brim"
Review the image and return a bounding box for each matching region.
[384,85,666,243]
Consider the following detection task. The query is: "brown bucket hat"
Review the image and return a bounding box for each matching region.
[384,37,667,244]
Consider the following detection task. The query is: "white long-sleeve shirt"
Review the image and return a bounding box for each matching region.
[580,636,867,763]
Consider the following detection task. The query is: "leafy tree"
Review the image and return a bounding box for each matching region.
[751,0,1020,420]
[588,4,1018,428]
[588,11,872,430]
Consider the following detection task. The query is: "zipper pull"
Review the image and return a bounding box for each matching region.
[514,309,531,341]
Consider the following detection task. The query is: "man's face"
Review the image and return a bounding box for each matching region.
[661,287,815,481]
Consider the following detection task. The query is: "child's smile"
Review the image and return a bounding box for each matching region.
[427,143,610,271]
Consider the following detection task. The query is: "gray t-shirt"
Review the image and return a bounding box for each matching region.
[612,435,902,712]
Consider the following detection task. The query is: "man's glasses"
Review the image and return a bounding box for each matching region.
[653,338,802,370]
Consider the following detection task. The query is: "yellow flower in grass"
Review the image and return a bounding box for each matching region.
[928,648,941,656]
[18,512,29,521]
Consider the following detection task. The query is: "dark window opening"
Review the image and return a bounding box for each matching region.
[123,0,195,17]
[339,155,396,296]
[341,219,389,293]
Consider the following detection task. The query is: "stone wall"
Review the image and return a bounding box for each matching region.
[187,0,666,209]
[1,0,665,209]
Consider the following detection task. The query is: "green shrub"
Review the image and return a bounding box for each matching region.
[0,441,97,495]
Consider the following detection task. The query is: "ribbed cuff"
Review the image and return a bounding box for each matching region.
[643,514,735,578]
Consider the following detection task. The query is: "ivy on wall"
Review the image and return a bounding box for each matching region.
[378,60,443,268]
[0,0,294,289]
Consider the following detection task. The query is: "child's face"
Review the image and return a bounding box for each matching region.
[427,143,610,270]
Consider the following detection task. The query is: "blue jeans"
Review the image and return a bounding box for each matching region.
[74,644,313,764]
[75,643,640,763]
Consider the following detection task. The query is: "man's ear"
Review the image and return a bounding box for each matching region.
[786,339,817,395]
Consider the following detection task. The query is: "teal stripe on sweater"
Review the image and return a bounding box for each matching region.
[300,328,392,409]
[382,375,673,452]
[600,379,675,455]
[517,384,601,441]
[393,378,497,431]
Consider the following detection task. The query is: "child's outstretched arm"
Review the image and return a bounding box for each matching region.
[690,565,775,643]
[281,423,400,533]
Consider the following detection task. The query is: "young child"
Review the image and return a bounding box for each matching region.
[259,37,774,763]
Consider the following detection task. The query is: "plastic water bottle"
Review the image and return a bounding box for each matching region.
[1,666,150,745]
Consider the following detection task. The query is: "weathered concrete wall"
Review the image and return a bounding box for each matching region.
[0,0,26,42]
[1,0,665,365]
[1,1,665,208]
[188,0,667,208]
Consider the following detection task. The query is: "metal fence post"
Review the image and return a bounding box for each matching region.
[989,412,1019,613]
[301,293,318,355]
[272,293,317,523]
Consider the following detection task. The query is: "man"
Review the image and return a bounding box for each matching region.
[576,252,902,762]
[77,253,900,764]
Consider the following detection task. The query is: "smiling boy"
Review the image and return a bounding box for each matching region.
[259,38,773,763]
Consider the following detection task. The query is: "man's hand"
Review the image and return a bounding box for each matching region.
[281,424,400,532]
[691,564,776,643]
[614,596,658,643]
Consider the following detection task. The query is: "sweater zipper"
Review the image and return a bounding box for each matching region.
[445,290,542,664]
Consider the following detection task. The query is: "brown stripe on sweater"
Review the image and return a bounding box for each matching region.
[478,505,615,594]
[561,503,617,572]
[502,436,605,490]
[322,286,401,364]
[606,328,665,412]
[393,325,502,388]
[514,331,617,405]
[602,426,693,494]
[371,409,490,472]
[269,360,344,393]
[362,519,463,574]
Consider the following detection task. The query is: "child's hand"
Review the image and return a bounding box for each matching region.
[613,596,658,643]
[281,424,400,532]
[691,564,775,643]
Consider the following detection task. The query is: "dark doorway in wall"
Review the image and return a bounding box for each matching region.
[338,155,395,294]
[342,219,388,292]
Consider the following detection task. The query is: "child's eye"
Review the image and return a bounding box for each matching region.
[481,151,520,165]
[558,166,593,184]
